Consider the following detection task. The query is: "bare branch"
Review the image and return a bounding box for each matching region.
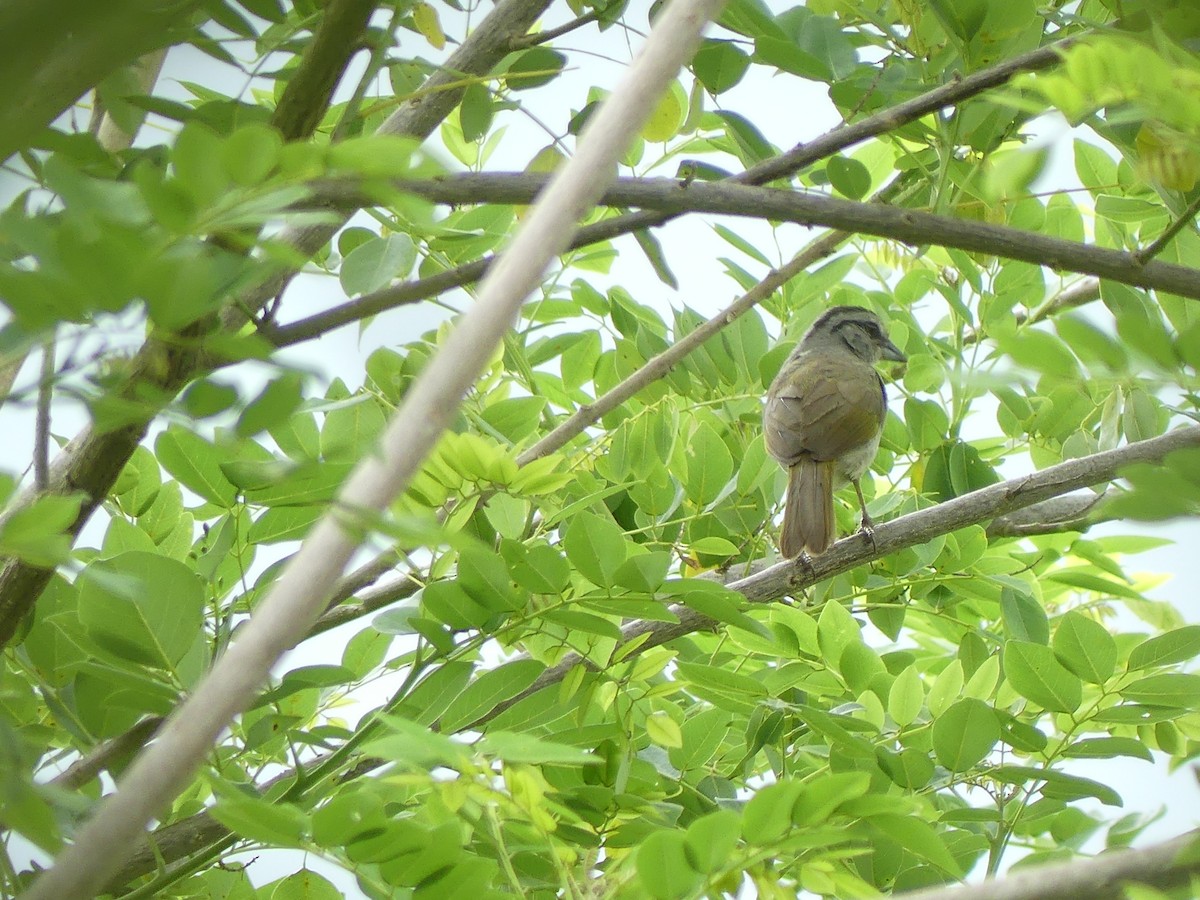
[509,11,600,49]
[473,425,1200,728]
[51,717,165,792]
[900,830,1200,900]
[384,174,1200,301]
[271,40,1068,346]
[1135,190,1200,265]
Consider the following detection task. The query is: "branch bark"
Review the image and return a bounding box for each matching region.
[380,174,1200,301]
[471,425,1200,728]
[899,830,1200,900]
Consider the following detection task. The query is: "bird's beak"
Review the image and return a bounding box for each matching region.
[881,339,907,363]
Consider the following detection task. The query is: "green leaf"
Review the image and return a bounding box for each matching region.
[505,48,565,90]
[684,809,741,874]
[742,780,805,843]
[991,765,1123,806]
[1121,674,1200,708]
[562,511,628,588]
[475,731,598,765]
[236,372,304,438]
[684,422,734,505]
[1053,611,1117,684]
[420,581,491,631]
[155,427,237,507]
[827,156,871,200]
[1001,588,1049,644]
[888,665,924,728]
[1003,641,1083,712]
[670,708,731,771]
[693,40,751,94]
[438,660,545,732]
[1062,737,1153,762]
[340,233,416,296]
[793,772,871,825]
[459,82,493,142]
[362,714,470,769]
[0,494,84,566]
[932,698,999,771]
[1128,625,1200,670]
[210,794,307,847]
[636,830,701,899]
[77,552,204,671]
[870,814,962,876]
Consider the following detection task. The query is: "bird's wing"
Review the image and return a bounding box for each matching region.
[764,355,885,464]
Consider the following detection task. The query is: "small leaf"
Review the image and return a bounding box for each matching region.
[1053,611,1117,684]
[932,698,999,771]
[1003,641,1083,712]
[1128,625,1200,670]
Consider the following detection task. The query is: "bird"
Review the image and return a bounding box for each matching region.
[763,306,907,557]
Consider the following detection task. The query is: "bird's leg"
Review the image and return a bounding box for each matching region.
[852,479,878,551]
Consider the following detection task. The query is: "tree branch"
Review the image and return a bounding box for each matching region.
[270,0,378,141]
[471,425,1200,728]
[381,173,1200,301]
[899,830,1200,900]
[269,40,1069,346]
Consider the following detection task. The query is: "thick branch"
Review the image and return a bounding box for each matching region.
[270,0,378,141]
[900,830,1200,900]
[386,174,1200,301]
[472,425,1200,727]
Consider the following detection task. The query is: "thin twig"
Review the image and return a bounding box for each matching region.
[33,335,54,490]
[1134,190,1200,265]
[509,10,600,48]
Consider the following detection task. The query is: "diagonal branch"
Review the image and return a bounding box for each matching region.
[470,424,1200,728]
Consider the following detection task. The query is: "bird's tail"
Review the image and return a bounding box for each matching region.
[781,458,834,557]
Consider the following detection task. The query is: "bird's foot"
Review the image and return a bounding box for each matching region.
[858,517,878,553]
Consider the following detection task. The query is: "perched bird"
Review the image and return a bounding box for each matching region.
[763,306,906,557]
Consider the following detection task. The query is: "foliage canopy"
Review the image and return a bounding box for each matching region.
[2,0,1200,897]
